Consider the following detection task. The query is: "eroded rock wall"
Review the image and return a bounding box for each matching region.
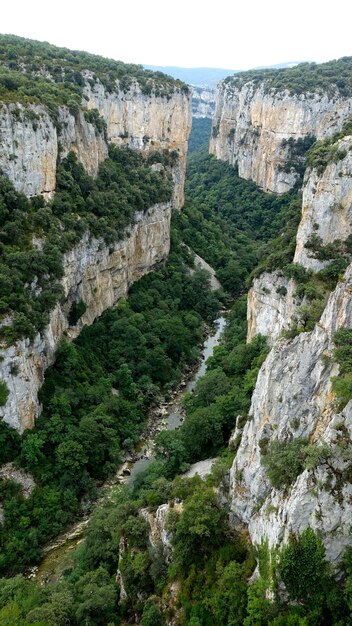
[210,81,352,193]
[0,79,191,208]
[247,271,297,345]
[294,136,352,271]
[0,203,172,432]
[191,87,216,119]
[231,263,352,564]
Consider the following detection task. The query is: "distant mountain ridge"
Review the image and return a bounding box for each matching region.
[143,66,238,89]
[144,62,303,89]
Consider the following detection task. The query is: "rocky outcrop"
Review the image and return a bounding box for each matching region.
[0,463,35,499]
[83,77,191,209]
[294,136,352,271]
[141,502,182,551]
[230,262,352,565]
[191,87,216,119]
[246,134,352,344]
[0,202,172,432]
[0,78,191,208]
[247,271,297,344]
[210,80,352,193]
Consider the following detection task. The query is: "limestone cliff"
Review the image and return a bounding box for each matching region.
[247,271,297,345]
[191,87,216,119]
[246,133,352,344]
[83,77,191,208]
[0,61,192,432]
[230,263,352,565]
[294,136,352,271]
[0,203,172,432]
[0,78,191,208]
[210,80,352,193]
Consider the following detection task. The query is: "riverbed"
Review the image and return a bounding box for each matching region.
[31,315,226,584]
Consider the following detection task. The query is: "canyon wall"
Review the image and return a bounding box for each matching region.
[231,110,352,564]
[294,136,352,271]
[210,80,352,193]
[0,203,172,432]
[0,75,192,432]
[191,86,216,119]
[0,77,191,208]
[230,263,352,565]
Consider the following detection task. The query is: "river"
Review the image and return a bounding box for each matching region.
[31,315,226,584]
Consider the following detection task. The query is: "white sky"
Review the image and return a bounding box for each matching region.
[2,0,351,70]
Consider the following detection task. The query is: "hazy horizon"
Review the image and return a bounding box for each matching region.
[2,0,351,71]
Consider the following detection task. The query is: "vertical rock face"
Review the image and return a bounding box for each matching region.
[191,87,216,119]
[0,203,172,432]
[231,264,352,564]
[0,104,58,199]
[0,79,192,208]
[246,134,352,344]
[294,136,352,271]
[83,78,191,208]
[210,80,352,193]
[227,78,352,564]
[247,271,297,345]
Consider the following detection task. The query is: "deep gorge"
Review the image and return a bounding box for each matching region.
[1,36,352,625]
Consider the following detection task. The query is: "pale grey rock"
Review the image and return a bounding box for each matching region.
[0,103,57,198]
[141,501,183,559]
[0,79,192,209]
[83,77,192,209]
[0,203,172,432]
[294,136,352,270]
[210,81,352,193]
[247,271,297,344]
[0,462,35,499]
[183,457,218,478]
[230,262,352,565]
[191,87,216,119]
[58,107,108,177]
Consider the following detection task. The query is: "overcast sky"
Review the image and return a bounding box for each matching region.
[2,0,351,70]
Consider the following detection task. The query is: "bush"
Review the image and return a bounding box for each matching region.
[261,438,308,488]
[0,380,9,406]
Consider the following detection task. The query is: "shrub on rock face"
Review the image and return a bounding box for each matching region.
[0,380,9,407]
[261,438,308,488]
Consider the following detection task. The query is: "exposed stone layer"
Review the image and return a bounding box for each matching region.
[210,81,352,193]
[247,271,297,345]
[0,79,192,208]
[230,263,352,564]
[191,87,216,119]
[83,78,191,208]
[0,203,171,432]
[246,135,352,344]
[294,136,352,270]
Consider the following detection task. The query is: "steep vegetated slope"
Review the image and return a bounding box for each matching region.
[0,35,192,431]
[176,148,301,295]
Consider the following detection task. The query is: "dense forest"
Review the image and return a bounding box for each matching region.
[0,35,187,114]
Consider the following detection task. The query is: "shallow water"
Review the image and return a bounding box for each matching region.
[127,316,226,485]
